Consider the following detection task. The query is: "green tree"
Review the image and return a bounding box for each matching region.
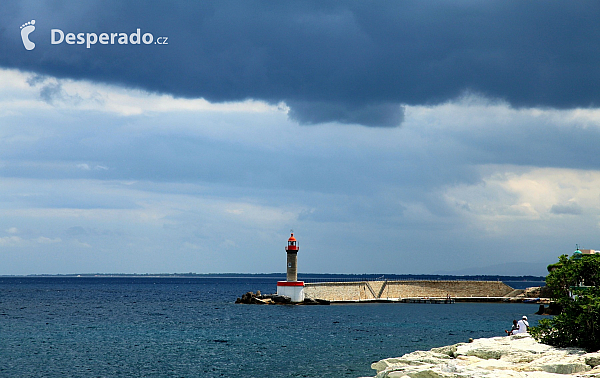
[530,253,600,352]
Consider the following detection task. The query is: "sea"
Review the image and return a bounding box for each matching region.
[0,276,547,378]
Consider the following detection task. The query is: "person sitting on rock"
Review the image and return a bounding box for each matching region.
[505,319,518,335]
[516,316,529,333]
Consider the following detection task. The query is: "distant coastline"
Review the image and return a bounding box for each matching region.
[2,272,546,282]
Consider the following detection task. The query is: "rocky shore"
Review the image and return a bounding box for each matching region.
[363,334,600,378]
[234,291,330,305]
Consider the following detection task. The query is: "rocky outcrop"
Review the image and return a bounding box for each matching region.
[235,291,292,304]
[363,334,600,378]
[536,303,563,315]
[234,291,330,305]
[515,286,553,300]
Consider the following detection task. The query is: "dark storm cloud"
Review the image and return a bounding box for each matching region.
[551,202,583,215]
[287,101,404,127]
[2,1,600,127]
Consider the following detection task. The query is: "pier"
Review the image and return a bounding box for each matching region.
[303,280,522,303]
[236,280,547,305]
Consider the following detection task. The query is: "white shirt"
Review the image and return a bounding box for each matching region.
[516,319,529,333]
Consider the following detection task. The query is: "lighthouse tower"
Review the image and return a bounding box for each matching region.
[276,232,305,302]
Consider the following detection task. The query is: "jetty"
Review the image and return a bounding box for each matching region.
[236,280,548,305]
[303,279,540,303]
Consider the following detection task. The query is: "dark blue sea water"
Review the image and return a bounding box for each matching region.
[0,277,547,378]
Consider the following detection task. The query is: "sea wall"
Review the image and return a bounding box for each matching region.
[304,280,515,302]
[363,334,600,378]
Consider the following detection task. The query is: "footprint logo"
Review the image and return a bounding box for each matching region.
[20,20,36,51]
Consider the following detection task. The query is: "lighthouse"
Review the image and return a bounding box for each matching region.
[276,232,305,302]
[285,232,299,281]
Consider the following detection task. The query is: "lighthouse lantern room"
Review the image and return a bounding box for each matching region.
[277,232,305,302]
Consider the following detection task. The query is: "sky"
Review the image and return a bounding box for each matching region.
[1,1,599,276]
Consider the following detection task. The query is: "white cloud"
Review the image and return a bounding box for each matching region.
[406,94,600,133]
[74,163,108,172]
[36,236,62,244]
[0,68,285,117]
[0,236,22,246]
[444,166,600,235]
[70,239,92,248]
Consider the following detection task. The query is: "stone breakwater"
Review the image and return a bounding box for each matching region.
[304,280,517,302]
[235,290,330,305]
[362,334,600,378]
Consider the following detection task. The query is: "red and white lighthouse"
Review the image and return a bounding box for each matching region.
[276,232,305,302]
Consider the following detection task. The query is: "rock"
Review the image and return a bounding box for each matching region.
[236,291,293,305]
[523,347,589,374]
[455,333,553,360]
[585,366,600,377]
[236,291,268,304]
[235,292,330,305]
[371,358,406,373]
[430,343,464,358]
[303,298,319,305]
[521,286,542,298]
[236,291,253,304]
[372,351,452,373]
[535,304,545,315]
[585,353,600,367]
[271,295,291,304]
[368,334,596,378]
[535,302,563,315]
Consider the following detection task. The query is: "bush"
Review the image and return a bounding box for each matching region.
[529,253,600,352]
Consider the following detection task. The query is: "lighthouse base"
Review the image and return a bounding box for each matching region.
[277,281,305,302]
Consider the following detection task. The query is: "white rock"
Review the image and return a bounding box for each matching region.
[581,365,600,376]
[584,353,600,368]
[455,334,553,360]
[368,335,597,378]
[524,352,589,375]
[430,344,464,358]
[372,352,453,373]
